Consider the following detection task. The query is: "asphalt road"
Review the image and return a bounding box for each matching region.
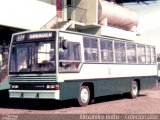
[0,84,160,115]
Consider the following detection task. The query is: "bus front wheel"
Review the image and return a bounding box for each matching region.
[130,80,139,98]
[77,86,90,107]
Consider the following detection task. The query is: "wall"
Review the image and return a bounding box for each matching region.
[78,0,98,24]
[0,0,56,30]
[65,0,98,24]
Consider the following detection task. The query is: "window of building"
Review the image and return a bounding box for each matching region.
[100,39,114,62]
[83,37,99,62]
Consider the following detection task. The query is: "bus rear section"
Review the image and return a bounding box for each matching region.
[9,30,157,107]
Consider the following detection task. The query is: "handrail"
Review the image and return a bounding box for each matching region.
[67,5,87,11]
[40,5,88,30]
[40,15,58,29]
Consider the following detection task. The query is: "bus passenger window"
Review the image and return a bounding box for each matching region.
[137,45,146,64]
[126,43,136,63]
[114,42,126,63]
[83,37,98,62]
[151,47,156,64]
[84,50,90,60]
[100,39,113,63]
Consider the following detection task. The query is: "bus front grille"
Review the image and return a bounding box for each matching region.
[9,75,56,83]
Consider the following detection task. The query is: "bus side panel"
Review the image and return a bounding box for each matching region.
[149,76,157,88]
[59,78,131,100]
[59,76,157,101]
[139,76,157,90]
[94,76,157,97]
[93,78,131,97]
[60,81,81,100]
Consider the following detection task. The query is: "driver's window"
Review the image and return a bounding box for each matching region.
[59,39,81,72]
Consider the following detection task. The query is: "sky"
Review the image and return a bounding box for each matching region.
[124,1,160,53]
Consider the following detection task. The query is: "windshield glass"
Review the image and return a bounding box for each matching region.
[9,41,55,73]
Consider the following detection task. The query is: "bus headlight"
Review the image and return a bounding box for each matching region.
[46,85,55,89]
[11,85,19,89]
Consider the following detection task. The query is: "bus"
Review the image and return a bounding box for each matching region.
[8,30,157,107]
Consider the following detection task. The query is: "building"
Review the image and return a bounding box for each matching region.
[0,0,57,88]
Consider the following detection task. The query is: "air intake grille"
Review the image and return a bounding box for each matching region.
[10,75,56,83]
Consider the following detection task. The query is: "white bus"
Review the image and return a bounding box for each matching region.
[9,30,157,106]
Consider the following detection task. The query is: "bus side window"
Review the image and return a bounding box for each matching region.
[84,50,89,61]
[137,45,146,64]
[83,36,98,62]
[114,41,126,63]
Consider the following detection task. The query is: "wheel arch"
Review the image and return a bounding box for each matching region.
[81,82,94,102]
[133,79,141,90]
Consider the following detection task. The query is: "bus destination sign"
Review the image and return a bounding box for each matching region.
[14,32,53,42]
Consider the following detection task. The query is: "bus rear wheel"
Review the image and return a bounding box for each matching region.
[77,86,90,107]
[130,80,139,98]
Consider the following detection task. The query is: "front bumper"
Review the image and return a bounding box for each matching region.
[9,90,60,100]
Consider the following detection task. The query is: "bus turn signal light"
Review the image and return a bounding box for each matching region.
[46,85,60,90]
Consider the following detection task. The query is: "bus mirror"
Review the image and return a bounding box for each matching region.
[12,45,15,52]
[62,40,68,49]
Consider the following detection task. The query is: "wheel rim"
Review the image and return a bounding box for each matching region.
[132,83,138,96]
[80,88,89,103]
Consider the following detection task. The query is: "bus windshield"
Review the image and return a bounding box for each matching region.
[9,41,55,74]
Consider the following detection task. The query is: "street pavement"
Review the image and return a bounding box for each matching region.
[0,84,160,114]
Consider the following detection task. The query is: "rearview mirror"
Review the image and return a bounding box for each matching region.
[62,40,68,49]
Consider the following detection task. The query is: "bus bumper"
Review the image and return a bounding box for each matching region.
[9,90,60,100]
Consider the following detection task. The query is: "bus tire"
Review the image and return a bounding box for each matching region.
[77,86,90,107]
[130,80,139,98]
